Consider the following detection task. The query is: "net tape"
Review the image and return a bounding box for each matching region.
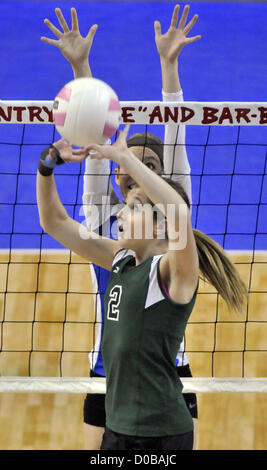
[0,377,267,394]
[0,100,267,125]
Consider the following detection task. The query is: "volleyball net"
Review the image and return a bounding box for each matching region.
[0,99,267,394]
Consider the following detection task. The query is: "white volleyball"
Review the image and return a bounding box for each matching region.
[52,77,121,146]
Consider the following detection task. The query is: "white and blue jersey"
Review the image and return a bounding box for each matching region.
[88,214,117,375]
[83,90,192,377]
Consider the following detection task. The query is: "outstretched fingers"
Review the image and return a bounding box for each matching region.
[55,8,70,33]
[185,35,202,45]
[71,148,90,162]
[154,20,162,37]
[43,18,63,38]
[87,143,103,156]
[170,4,180,29]
[184,14,199,36]
[40,36,59,46]
[178,4,190,31]
[114,125,130,149]
[119,124,130,140]
[84,125,131,163]
[70,7,79,32]
[86,23,98,41]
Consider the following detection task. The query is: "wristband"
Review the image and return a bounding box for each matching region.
[38,145,65,176]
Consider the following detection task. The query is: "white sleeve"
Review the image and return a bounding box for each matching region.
[162,89,192,205]
[82,141,120,231]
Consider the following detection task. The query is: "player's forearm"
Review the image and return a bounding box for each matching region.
[72,60,92,79]
[160,58,181,93]
[37,170,117,269]
[37,171,69,234]
[120,151,185,214]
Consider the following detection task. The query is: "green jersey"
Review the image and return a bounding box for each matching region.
[102,249,197,437]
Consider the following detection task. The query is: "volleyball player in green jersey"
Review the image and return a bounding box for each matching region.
[37,122,247,449]
[41,4,201,449]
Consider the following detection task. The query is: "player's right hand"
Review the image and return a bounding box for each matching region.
[52,139,90,164]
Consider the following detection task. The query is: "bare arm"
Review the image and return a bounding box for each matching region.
[41,7,115,230]
[36,144,119,271]
[87,127,199,302]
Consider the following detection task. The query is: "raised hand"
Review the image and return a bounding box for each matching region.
[154,4,201,63]
[87,125,131,164]
[53,139,90,163]
[41,7,98,77]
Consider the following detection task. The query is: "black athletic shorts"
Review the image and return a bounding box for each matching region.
[83,364,198,427]
[177,364,198,419]
[100,427,194,450]
[83,370,106,427]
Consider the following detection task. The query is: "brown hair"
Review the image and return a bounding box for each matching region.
[164,178,248,314]
[127,133,164,168]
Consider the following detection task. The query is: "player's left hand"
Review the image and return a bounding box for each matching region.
[154,4,201,63]
[87,125,131,165]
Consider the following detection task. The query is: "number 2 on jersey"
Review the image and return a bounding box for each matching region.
[107,285,122,321]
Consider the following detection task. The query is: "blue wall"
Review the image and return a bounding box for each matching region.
[0,1,266,250]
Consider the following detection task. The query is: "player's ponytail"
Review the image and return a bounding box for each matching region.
[192,228,247,314]
[164,178,248,314]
